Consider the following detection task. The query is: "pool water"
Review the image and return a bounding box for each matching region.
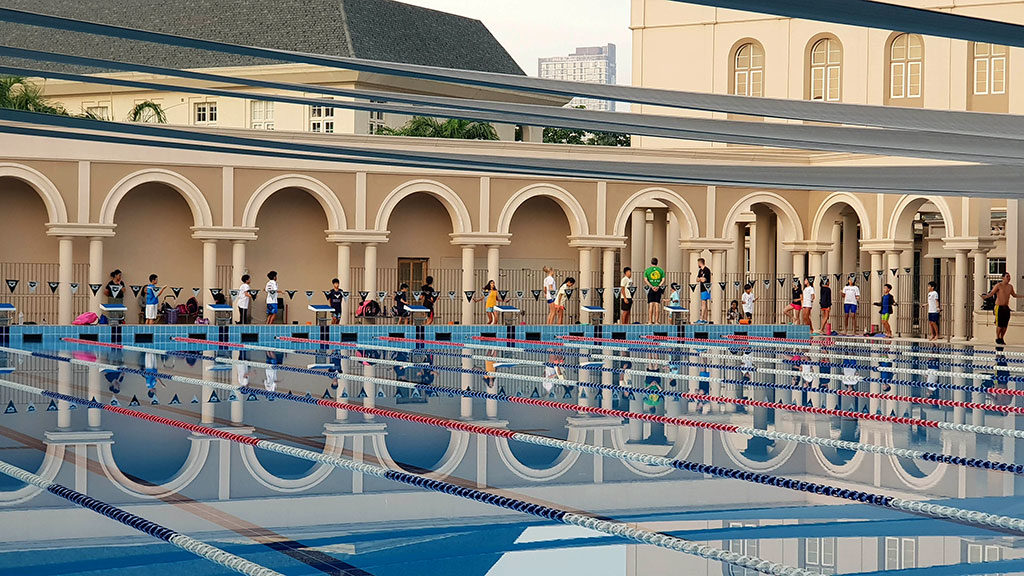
[0,325,1022,575]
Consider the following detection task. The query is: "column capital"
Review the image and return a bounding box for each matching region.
[780,240,832,254]
[568,235,626,249]
[859,239,914,253]
[679,238,732,251]
[942,236,997,253]
[326,230,389,244]
[450,232,511,246]
[46,223,115,238]
[191,226,258,242]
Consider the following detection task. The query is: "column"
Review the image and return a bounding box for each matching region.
[602,248,615,324]
[870,251,884,328]
[231,240,246,318]
[652,210,667,268]
[202,240,217,312]
[88,238,103,314]
[1010,199,1024,309]
[953,249,969,341]
[58,237,73,325]
[688,250,701,323]
[842,213,858,275]
[337,243,351,323]
[711,249,725,324]
[666,213,683,280]
[630,209,645,272]
[731,224,745,275]
[461,245,475,325]
[579,247,593,304]
[829,222,842,278]
[886,251,902,336]
[754,211,772,274]
[486,246,500,285]
[791,251,806,281]
[364,243,378,302]
[971,249,989,336]
[808,251,825,281]
[644,210,655,267]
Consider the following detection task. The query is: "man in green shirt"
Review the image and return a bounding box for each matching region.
[644,258,666,324]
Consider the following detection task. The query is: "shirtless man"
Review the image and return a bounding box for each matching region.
[982,272,1019,345]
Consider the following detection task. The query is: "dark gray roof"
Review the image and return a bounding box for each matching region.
[0,0,524,75]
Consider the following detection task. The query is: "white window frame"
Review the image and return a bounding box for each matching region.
[250,100,275,130]
[310,98,335,133]
[890,34,923,99]
[86,105,111,121]
[193,102,218,125]
[810,38,841,102]
[368,99,386,134]
[974,43,1007,95]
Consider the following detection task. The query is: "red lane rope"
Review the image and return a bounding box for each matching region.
[104,404,261,445]
[171,337,246,348]
[311,396,518,438]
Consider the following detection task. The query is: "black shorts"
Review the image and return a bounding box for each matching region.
[620,299,632,311]
[997,305,1011,329]
[647,289,663,304]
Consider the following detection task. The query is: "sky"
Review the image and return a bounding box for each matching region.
[397,0,633,83]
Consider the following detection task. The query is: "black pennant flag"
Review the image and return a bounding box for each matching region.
[580,288,588,298]
[876,270,884,277]
[248,289,259,299]
[377,291,387,299]
[564,289,573,299]
[862,271,871,281]
[130,285,142,298]
[834,273,842,281]
[762,279,770,288]
[323,290,332,299]
[171,287,182,298]
[413,291,422,300]
[498,290,509,300]
[447,290,456,300]
[89,283,101,296]
[305,291,315,301]
[209,288,222,298]
[778,278,786,288]
[465,290,475,303]
[689,283,697,292]
[643,285,650,294]
[733,281,740,288]
[192,287,201,298]
[359,290,369,301]
[531,289,542,301]
[516,290,524,299]
[904,267,911,274]
[341,290,350,300]
[48,281,59,294]
[595,288,604,297]
[808,276,816,284]
[5,279,17,293]
[613,287,621,298]
[286,290,297,299]
[69,282,79,294]
[718,281,726,290]
[229,289,239,299]
[27,281,37,293]
[628,286,637,297]
[890,268,898,276]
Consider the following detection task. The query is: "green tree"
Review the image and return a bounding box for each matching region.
[0,75,68,115]
[378,116,499,140]
[541,105,631,147]
[126,100,167,123]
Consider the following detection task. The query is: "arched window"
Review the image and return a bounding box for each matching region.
[973,42,1007,95]
[733,43,764,97]
[809,37,841,101]
[890,34,923,99]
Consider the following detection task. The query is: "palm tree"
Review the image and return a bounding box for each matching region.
[378,116,498,140]
[126,100,167,123]
[0,75,68,115]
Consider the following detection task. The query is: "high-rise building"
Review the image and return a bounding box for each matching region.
[538,44,617,110]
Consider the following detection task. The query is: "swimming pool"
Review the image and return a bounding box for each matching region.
[0,323,1022,575]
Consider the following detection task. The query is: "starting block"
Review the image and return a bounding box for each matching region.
[99,303,126,326]
[581,305,605,325]
[308,305,334,326]
[493,305,521,326]
[406,305,431,326]
[665,305,690,326]
[207,304,234,326]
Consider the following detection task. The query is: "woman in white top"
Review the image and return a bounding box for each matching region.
[841,277,861,335]
[801,277,816,332]
[236,274,251,325]
[552,277,575,325]
[543,267,558,325]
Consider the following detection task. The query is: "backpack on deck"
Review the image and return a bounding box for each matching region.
[185,297,199,315]
[356,299,381,318]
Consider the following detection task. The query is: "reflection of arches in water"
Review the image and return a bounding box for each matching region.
[383,420,465,477]
[612,421,696,478]
[888,428,948,490]
[108,416,196,481]
[97,440,208,499]
[0,443,65,505]
[495,435,581,482]
[807,418,865,479]
[239,441,335,493]
[721,428,800,473]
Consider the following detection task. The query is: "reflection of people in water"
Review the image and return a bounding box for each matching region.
[143,352,165,398]
[543,354,565,392]
[264,350,282,391]
[102,368,124,394]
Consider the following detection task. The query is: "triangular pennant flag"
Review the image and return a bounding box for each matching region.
[323,290,332,300]
[376,388,386,398]
[628,286,637,297]
[448,290,457,300]
[876,270,884,277]
[340,389,349,398]
[305,290,315,302]
[595,288,605,297]
[627,391,636,400]
[69,403,77,410]
[109,396,120,406]
[834,273,842,281]
[4,400,15,414]
[807,276,815,284]
[190,395,199,404]
[580,289,588,298]
[90,397,98,403]
[413,291,422,300]
[411,388,421,398]
[515,290,524,299]
[304,391,313,398]
[70,282,79,294]
[778,278,786,287]
[228,392,238,401]
[498,387,506,396]
[130,285,142,297]
[762,279,770,288]
[169,394,181,405]
[613,287,621,298]
[578,389,587,399]
[530,387,540,398]
[733,281,740,288]
[689,283,697,292]
[465,290,475,303]
[149,395,159,405]
[862,271,871,281]
[48,281,60,294]
[531,289,542,301]
[564,289,573,299]
[266,395,275,402]
[904,267,911,274]
[171,287,182,298]
[342,290,350,300]
[230,289,239,298]
[208,391,220,403]
[247,393,259,401]
[27,281,37,293]
[612,389,620,399]
[248,289,259,299]
[4,279,17,293]
[563,389,573,399]
[498,290,509,300]
[377,291,387,300]
[643,285,650,294]
[359,290,369,301]
[192,288,201,298]
[128,395,140,407]
[322,388,332,399]
[46,399,57,411]
[890,268,898,276]
[25,402,35,412]
[357,388,367,398]
[286,289,297,300]
[89,283,102,296]
[209,288,222,298]
[718,281,726,290]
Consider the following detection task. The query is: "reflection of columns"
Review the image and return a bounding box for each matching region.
[461,245,475,325]
[486,246,500,284]
[87,367,101,429]
[829,223,842,277]
[953,249,969,341]
[364,243,378,301]
[461,349,474,419]
[869,251,884,327]
[202,240,217,312]
[666,214,683,278]
[88,238,103,313]
[337,243,351,323]
[842,213,858,274]
[58,237,73,324]
[602,248,615,324]
[711,249,725,324]
[579,248,592,302]
[57,362,71,429]
[362,363,376,420]
[630,209,645,271]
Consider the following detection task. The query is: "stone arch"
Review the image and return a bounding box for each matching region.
[497,183,589,237]
[721,191,804,242]
[0,163,68,224]
[375,179,471,235]
[243,174,346,231]
[100,168,213,228]
[612,187,701,240]
[887,194,956,241]
[810,192,873,243]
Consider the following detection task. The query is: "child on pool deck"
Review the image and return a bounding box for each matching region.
[874,283,897,338]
